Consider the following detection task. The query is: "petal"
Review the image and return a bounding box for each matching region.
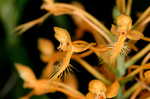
[15,63,37,82]
[38,38,54,56]
[86,92,95,99]
[72,40,95,53]
[88,80,107,94]
[54,27,71,51]
[127,30,144,40]
[106,81,120,98]
[110,24,119,36]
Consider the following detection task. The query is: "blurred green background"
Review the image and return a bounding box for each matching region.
[0,0,149,99]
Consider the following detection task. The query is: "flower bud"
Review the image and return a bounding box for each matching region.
[88,80,107,96]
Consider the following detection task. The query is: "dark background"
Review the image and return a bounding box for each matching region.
[0,0,149,99]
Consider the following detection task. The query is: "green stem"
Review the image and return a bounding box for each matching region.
[46,3,115,43]
[120,63,150,84]
[80,9,115,42]
[125,44,150,68]
[133,7,150,27]
[116,55,126,77]
[126,0,132,15]
[72,55,111,85]
[124,83,140,98]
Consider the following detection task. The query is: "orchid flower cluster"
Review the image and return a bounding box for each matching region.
[15,0,150,99]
